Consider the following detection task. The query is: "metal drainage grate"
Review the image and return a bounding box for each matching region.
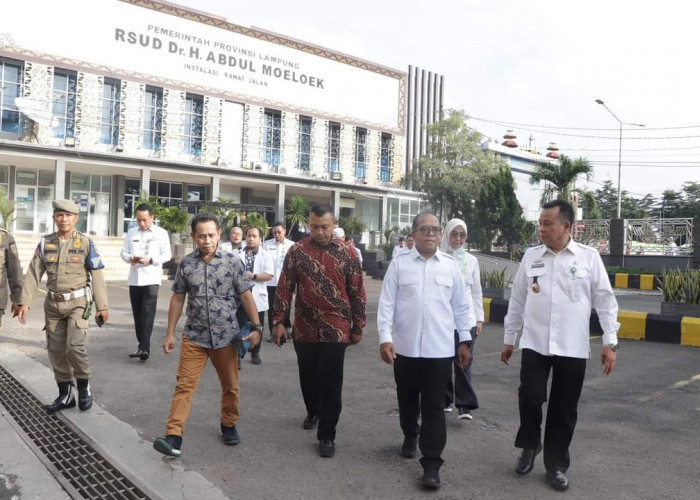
[0,364,149,500]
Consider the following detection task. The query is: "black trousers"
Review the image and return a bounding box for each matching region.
[445,327,479,410]
[394,355,452,465]
[236,308,265,354]
[129,285,159,353]
[266,286,290,336]
[293,341,347,441]
[515,348,587,473]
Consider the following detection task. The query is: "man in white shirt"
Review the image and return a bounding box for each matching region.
[502,200,619,492]
[220,226,245,255]
[121,203,172,361]
[391,237,406,259]
[236,227,273,365]
[378,213,471,491]
[263,222,295,341]
[346,236,363,268]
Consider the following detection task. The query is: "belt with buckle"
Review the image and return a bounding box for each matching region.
[48,288,86,302]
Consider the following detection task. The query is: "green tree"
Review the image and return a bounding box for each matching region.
[411,109,502,220]
[469,165,533,254]
[529,155,593,203]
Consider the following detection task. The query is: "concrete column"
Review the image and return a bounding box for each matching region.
[274,183,286,223]
[330,190,341,218]
[380,195,389,236]
[692,216,700,266]
[211,175,220,201]
[55,158,66,200]
[609,218,627,267]
[141,167,150,194]
[114,175,125,236]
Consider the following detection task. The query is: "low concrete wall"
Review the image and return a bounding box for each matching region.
[481,298,700,347]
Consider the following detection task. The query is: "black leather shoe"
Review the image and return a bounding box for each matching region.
[129,349,143,358]
[515,443,542,475]
[319,440,335,458]
[302,414,318,430]
[400,436,417,458]
[44,382,76,412]
[420,458,442,490]
[76,378,92,411]
[547,469,569,491]
[139,350,149,361]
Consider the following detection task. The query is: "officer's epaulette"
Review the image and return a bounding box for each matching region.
[524,244,544,254]
[440,251,456,261]
[574,241,598,254]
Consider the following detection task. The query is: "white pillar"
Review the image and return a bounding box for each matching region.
[275,183,286,223]
[211,175,220,201]
[141,167,150,194]
[55,158,66,199]
[331,190,341,218]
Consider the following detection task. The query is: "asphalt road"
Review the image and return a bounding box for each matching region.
[1,280,699,499]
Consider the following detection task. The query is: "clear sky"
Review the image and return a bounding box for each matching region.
[179,0,700,199]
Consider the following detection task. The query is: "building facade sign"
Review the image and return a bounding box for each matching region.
[0,0,403,132]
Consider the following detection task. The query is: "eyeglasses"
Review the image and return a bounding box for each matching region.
[416,226,443,235]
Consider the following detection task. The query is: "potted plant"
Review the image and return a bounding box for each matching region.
[481,268,512,301]
[0,190,16,230]
[659,268,700,318]
[286,195,309,240]
[242,212,270,240]
[338,215,366,243]
[159,206,190,244]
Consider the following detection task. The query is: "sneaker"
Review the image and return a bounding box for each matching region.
[251,351,261,365]
[153,435,182,457]
[319,439,335,458]
[443,405,453,413]
[302,414,318,430]
[221,424,241,446]
[457,408,473,420]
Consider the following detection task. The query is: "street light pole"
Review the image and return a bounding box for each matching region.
[595,99,644,219]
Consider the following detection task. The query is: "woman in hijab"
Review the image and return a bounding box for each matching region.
[440,218,484,420]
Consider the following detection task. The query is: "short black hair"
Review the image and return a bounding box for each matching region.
[542,200,574,226]
[412,212,438,230]
[245,226,263,239]
[310,204,334,218]
[135,203,153,216]
[398,237,405,243]
[191,213,220,234]
[272,221,286,230]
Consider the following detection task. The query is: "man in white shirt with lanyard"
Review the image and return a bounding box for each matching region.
[121,203,172,361]
[263,221,294,341]
[378,212,471,491]
[502,199,619,492]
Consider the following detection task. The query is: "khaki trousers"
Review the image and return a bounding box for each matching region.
[165,336,240,437]
[44,296,90,382]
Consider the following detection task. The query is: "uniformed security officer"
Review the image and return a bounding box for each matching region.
[0,228,22,325]
[17,200,109,412]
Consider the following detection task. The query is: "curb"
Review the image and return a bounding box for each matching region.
[482,298,700,347]
[609,272,659,290]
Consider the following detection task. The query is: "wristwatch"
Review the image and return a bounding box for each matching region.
[604,343,618,352]
[252,324,264,333]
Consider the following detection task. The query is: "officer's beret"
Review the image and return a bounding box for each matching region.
[52,199,79,214]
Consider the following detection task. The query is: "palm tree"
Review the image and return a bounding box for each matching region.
[285,195,309,235]
[529,155,593,204]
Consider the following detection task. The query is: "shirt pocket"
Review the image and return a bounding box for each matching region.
[525,266,547,298]
[565,266,590,301]
[398,271,419,299]
[66,255,85,274]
